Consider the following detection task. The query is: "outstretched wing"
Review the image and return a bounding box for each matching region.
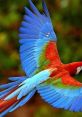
[19,0,61,77]
[37,72,82,112]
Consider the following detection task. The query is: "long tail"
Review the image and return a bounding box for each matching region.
[0,69,51,116]
[0,77,36,116]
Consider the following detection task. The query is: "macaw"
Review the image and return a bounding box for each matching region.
[0,0,82,116]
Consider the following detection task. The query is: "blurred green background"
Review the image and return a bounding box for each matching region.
[0,0,82,117]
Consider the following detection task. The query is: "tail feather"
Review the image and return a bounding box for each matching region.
[0,77,28,116]
[0,97,18,112]
[0,69,51,116]
[0,88,19,116]
[9,89,36,112]
[0,103,17,117]
[0,90,36,116]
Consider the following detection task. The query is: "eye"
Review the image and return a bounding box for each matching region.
[76,66,82,75]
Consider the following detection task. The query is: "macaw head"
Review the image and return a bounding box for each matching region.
[75,65,82,75]
[65,62,82,75]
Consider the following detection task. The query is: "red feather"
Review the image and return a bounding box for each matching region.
[45,41,62,67]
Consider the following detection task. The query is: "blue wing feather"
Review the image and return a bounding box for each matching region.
[28,0,41,16]
[19,0,57,77]
[37,84,82,112]
[42,0,50,18]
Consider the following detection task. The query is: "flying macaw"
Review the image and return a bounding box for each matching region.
[0,0,82,116]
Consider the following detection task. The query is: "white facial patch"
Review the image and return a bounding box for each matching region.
[76,66,82,75]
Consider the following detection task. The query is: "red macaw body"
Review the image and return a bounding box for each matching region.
[45,41,82,86]
[0,0,82,116]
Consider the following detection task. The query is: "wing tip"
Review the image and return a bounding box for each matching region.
[25,0,50,18]
[42,0,50,17]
